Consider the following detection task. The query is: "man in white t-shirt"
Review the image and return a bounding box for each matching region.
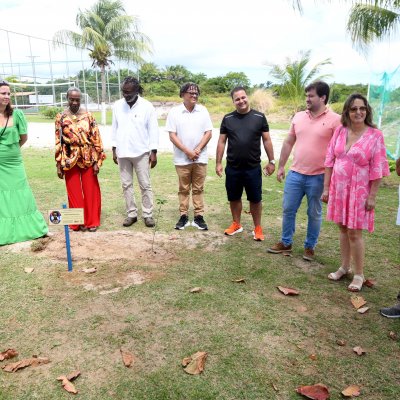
[111,76,159,228]
[166,83,213,230]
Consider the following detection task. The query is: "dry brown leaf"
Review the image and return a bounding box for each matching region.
[1,356,50,372]
[272,382,279,392]
[182,357,192,367]
[357,306,370,314]
[24,268,34,273]
[57,370,81,382]
[352,346,366,356]
[309,354,317,361]
[189,287,202,293]
[277,286,299,296]
[182,351,207,375]
[364,279,376,288]
[58,376,78,394]
[244,210,252,214]
[120,349,134,368]
[283,252,293,257]
[81,267,97,274]
[232,278,246,283]
[295,383,330,399]
[0,349,18,361]
[350,295,367,310]
[341,384,361,397]
[336,339,347,346]
[388,331,397,340]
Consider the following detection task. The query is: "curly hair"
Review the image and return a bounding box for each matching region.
[121,76,143,95]
[66,86,81,99]
[179,82,200,98]
[341,93,376,128]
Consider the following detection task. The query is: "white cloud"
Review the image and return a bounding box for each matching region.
[1,0,399,85]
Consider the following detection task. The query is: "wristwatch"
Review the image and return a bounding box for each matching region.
[269,160,276,165]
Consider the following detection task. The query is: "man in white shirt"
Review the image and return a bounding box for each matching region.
[111,76,159,227]
[166,83,213,230]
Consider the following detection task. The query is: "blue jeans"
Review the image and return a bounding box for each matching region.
[281,170,324,249]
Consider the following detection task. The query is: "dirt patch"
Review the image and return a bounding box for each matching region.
[2,229,227,261]
[292,257,326,273]
[2,230,227,293]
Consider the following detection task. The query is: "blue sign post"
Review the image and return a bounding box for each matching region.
[62,204,73,272]
[48,205,83,272]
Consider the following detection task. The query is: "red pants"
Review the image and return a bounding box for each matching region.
[64,165,101,230]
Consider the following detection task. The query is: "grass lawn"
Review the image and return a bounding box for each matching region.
[0,149,399,399]
[25,112,290,130]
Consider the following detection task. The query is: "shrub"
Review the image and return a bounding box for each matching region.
[143,81,179,96]
[330,102,344,114]
[40,106,63,119]
[250,89,275,114]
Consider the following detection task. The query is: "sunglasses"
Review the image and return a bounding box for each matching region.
[185,92,199,97]
[349,106,367,113]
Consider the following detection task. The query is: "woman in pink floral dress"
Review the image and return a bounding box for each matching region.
[321,93,390,291]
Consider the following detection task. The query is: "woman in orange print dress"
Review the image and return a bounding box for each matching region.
[55,87,106,232]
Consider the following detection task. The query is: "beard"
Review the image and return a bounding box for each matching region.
[124,94,138,104]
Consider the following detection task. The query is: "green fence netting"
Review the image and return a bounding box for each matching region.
[368,65,400,160]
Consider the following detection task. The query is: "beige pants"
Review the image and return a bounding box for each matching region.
[118,153,153,218]
[175,163,207,216]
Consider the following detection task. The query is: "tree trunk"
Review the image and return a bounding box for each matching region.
[100,64,106,126]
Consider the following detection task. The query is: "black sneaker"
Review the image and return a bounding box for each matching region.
[380,303,400,318]
[192,215,208,230]
[175,214,190,230]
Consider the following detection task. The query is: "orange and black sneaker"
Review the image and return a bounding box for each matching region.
[224,221,243,236]
[252,225,264,241]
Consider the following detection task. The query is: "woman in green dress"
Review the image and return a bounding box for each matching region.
[0,80,48,245]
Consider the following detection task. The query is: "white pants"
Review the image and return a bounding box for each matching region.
[118,153,153,218]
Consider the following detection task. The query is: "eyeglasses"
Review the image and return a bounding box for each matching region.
[349,106,367,113]
[185,92,199,97]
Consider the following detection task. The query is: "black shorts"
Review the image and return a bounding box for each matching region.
[225,165,262,203]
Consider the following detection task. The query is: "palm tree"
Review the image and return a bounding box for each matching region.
[268,50,331,113]
[346,1,400,50]
[291,1,400,50]
[53,0,151,124]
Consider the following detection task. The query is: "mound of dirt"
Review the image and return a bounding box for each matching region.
[1,229,228,265]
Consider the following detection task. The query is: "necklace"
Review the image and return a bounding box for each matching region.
[69,107,80,121]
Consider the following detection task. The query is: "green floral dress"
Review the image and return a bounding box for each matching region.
[0,109,47,245]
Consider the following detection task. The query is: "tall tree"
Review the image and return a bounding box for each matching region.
[291,1,400,50]
[268,50,331,113]
[163,65,193,85]
[53,0,151,124]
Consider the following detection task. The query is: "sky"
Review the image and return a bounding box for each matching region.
[1,0,400,86]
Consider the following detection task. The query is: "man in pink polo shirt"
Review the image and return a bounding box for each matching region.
[268,81,341,260]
